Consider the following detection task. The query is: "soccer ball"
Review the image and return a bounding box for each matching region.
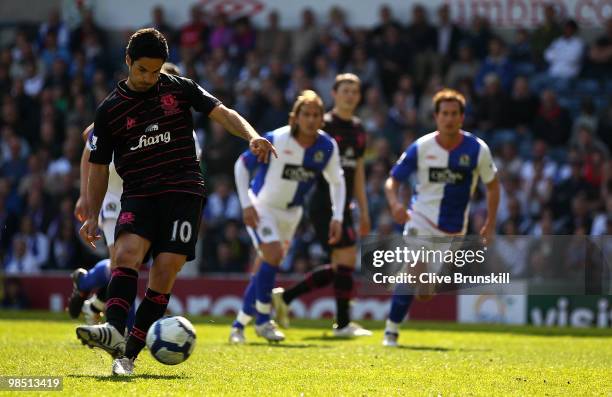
[146,316,196,365]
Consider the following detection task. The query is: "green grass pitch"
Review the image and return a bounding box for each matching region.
[0,311,610,396]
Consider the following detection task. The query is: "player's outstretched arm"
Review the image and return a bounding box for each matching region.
[209,105,277,162]
[75,123,95,222]
[322,140,346,244]
[354,157,371,236]
[234,155,259,228]
[481,176,500,242]
[79,164,109,248]
[384,177,409,224]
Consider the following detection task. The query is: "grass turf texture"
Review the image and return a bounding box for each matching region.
[0,311,610,396]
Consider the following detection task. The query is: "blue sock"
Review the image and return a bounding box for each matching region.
[255,262,278,325]
[232,275,257,329]
[78,259,111,292]
[388,290,414,324]
[242,275,257,316]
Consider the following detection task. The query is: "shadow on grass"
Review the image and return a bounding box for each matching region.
[395,345,491,353]
[247,342,331,349]
[68,374,189,382]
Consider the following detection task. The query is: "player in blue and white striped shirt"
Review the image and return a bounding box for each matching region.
[382,89,500,347]
[230,90,346,343]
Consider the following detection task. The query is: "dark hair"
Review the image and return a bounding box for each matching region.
[126,28,168,62]
[565,19,578,31]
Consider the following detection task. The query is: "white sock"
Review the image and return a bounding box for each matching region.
[256,300,271,314]
[236,310,252,327]
[91,295,105,312]
[385,319,400,334]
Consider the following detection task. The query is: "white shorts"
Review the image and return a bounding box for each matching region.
[403,211,460,238]
[98,192,121,246]
[246,200,303,253]
[402,211,463,273]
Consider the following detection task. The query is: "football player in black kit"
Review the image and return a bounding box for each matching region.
[76,28,275,375]
[272,74,372,337]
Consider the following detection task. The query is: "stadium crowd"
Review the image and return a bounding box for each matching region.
[0,3,610,280]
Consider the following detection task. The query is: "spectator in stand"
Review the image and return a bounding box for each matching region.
[597,101,612,152]
[474,36,514,94]
[291,8,320,65]
[257,89,288,133]
[312,55,336,106]
[591,196,612,235]
[231,16,256,63]
[552,158,596,218]
[509,28,535,76]
[1,134,29,188]
[47,216,81,270]
[508,76,538,138]
[405,4,437,84]
[544,19,584,80]
[494,142,523,177]
[531,4,562,65]
[369,5,403,48]
[445,44,480,89]
[587,17,612,80]
[256,11,290,60]
[325,6,353,49]
[209,13,234,53]
[435,4,463,64]
[149,5,175,46]
[377,25,407,100]
[179,5,208,60]
[476,73,510,134]
[38,8,70,51]
[203,176,241,230]
[345,46,380,91]
[533,89,572,149]
[466,15,492,60]
[4,235,39,274]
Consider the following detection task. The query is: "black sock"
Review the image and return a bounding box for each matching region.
[105,267,138,335]
[334,265,354,329]
[282,264,334,304]
[96,284,107,302]
[125,288,170,360]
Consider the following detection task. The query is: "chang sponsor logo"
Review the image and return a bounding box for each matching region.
[428,167,467,184]
[130,131,171,151]
[282,164,317,182]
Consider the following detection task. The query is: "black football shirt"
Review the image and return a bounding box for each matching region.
[89,73,220,198]
[311,111,367,212]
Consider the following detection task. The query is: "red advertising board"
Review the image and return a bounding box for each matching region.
[10,274,457,322]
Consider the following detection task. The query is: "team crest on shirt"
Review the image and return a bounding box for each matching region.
[313,150,325,163]
[126,117,136,130]
[459,154,471,167]
[345,147,354,158]
[160,94,180,115]
[89,135,98,151]
[262,227,272,236]
[106,203,117,212]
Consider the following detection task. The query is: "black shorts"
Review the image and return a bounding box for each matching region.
[115,193,204,261]
[310,204,356,254]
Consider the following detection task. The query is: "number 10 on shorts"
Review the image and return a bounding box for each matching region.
[171,220,192,243]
